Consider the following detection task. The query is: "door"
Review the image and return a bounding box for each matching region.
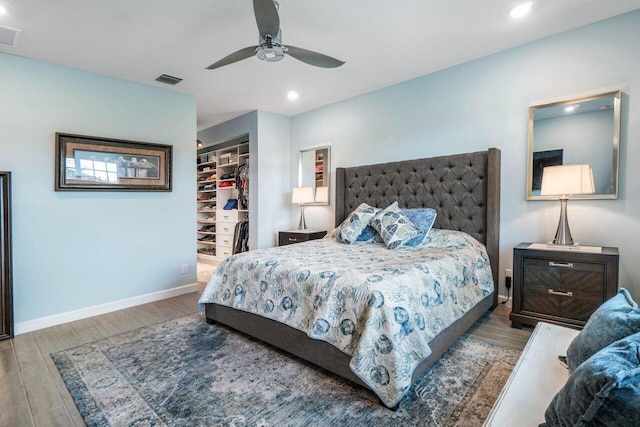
[1,172,13,340]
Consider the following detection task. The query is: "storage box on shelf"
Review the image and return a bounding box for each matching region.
[196,141,249,262]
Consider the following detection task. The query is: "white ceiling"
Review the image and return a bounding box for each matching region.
[1,0,639,130]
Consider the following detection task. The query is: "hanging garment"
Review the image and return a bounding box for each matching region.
[236,161,249,209]
[232,220,249,254]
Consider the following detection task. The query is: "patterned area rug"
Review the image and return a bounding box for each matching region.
[52,314,520,427]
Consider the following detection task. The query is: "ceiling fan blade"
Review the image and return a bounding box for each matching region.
[206,46,258,70]
[286,46,345,68]
[253,0,280,38]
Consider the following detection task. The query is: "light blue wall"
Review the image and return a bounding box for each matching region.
[0,52,197,324]
[290,10,640,299]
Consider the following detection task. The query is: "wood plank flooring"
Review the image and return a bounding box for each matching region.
[0,294,531,427]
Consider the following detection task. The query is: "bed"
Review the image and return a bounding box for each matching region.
[200,148,501,408]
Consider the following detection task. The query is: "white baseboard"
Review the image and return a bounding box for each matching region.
[15,283,199,335]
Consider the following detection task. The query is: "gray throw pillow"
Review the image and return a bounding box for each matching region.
[566,288,640,372]
[542,332,640,427]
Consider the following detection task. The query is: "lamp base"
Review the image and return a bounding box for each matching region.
[547,241,579,247]
[551,198,574,246]
[297,205,307,230]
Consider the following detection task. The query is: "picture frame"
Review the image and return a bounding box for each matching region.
[0,172,12,340]
[55,133,173,191]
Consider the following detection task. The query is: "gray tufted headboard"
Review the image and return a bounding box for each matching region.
[336,148,501,308]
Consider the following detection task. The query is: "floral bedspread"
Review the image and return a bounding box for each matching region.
[198,229,494,407]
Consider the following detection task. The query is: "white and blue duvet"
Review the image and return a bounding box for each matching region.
[198,229,494,407]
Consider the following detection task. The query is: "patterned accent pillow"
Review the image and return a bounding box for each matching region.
[371,202,422,249]
[401,208,437,247]
[335,203,380,244]
[355,225,384,244]
[566,288,640,372]
[542,332,640,427]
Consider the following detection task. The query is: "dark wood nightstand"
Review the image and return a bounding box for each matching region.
[510,243,619,330]
[278,229,327,246]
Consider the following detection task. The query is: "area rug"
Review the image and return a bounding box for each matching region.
[52,314,520,427]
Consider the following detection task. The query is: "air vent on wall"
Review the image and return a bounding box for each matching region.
[155,74,183,85]
[0,24,22,47]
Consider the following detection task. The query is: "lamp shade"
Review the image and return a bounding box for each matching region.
[292,187,314,204]
[540,164,595,197]
[315,186,329,203]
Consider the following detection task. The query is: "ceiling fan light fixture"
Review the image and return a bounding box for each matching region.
[256,45,285,62]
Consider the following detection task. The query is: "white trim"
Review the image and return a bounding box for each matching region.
[15,283,199,335]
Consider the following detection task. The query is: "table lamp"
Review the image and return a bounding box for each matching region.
[315,186,329,204]
[540,164,595,245]
[292,187,314,230]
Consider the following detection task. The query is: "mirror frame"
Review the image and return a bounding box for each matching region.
[526,90,621,200]
[298,145,330,206]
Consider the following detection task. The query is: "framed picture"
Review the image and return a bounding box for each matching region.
[55,133,172,191]
[532,149,563,191]
[0,172,12,340]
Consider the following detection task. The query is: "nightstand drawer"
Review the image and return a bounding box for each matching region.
[278,230,327,246]
[522,286,602,322]
[522,258,604,294]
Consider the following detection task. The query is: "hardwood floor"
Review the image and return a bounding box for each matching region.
[0,294,531,427]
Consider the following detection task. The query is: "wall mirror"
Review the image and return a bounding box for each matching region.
[526,90,621,200]
[298,145,330,205]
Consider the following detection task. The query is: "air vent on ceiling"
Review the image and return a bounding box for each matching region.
[155,74,183,85]
[0,24,22,48]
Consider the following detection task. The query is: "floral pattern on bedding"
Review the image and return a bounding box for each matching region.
[198,229,494,407]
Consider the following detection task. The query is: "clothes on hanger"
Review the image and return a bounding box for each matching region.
[232,220,249,254]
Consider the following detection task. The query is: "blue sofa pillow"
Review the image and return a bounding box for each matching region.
[542,332,640,427]
[566,288,640,372]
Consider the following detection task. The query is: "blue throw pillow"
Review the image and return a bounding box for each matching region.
[400,208,437,247]
[542,332,640,427]
[371,202,422,250]
[566,288,640,372]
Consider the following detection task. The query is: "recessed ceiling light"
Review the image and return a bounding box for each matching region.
[509,2,533,19]
[0,3,8,15]
[287,91,299,100]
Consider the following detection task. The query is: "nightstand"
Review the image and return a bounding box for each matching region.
[510,243,619,330]
[278,229,327,246]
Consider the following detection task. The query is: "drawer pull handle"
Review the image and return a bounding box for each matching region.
[288,238,298,242]
[549,261,574,268]
[548,289,573,297]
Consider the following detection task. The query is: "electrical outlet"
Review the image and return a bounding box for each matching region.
[181,264,189,274]
[505,269,513,278]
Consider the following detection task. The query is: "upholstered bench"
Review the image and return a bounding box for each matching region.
[483,322,579,427]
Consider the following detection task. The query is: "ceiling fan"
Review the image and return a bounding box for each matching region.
[206,0,345,70]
